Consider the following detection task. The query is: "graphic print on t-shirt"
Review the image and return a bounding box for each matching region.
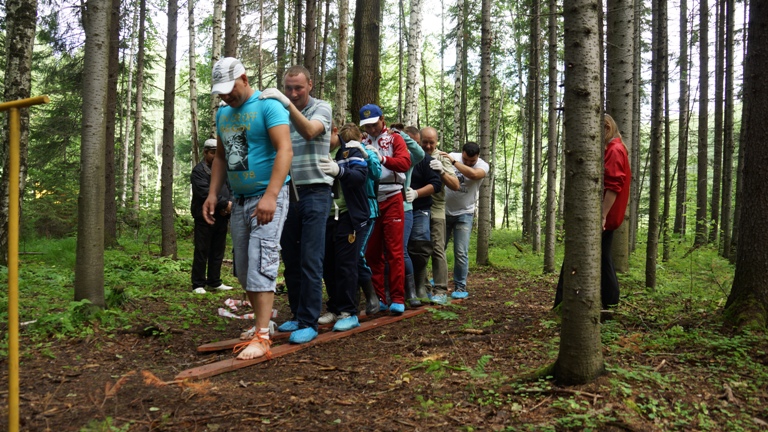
[226,129,248,171]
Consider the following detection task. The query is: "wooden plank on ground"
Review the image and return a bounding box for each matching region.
[176,307,428,381]
[197,311,380,352]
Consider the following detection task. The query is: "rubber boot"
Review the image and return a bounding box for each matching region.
[415,279,429,304]
[359,279,379,316]
[405,273,421,307]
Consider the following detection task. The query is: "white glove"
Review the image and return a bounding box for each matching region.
[405,187,418,203]
[259,88,290,108]
[365,145,381,161]
[429,158,443,173]
[345,140,368,159]
[319,156,340,177]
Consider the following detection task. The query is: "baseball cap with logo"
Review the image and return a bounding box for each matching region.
[359,104,383,126]
[211,57,246,95]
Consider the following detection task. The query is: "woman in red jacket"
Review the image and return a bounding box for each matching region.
[554,114,631,309]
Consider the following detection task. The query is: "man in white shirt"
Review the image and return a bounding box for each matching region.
[440,142,489,299]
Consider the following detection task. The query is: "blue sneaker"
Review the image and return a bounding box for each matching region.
[389,302,405,314]
[451,287,469,299]
[333,315,360,332]
[277,320,299,332]
[431,293,449,305]
[288,327,318,344]
[379,301,388,312]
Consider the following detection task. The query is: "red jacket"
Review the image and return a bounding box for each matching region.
[604,137,631,231]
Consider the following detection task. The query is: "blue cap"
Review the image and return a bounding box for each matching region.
[359,104,383,126]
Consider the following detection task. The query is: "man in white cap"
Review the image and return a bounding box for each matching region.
[191,138,233,294]
[205,57,293,360]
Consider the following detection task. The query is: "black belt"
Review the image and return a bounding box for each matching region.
[295,183,331,190]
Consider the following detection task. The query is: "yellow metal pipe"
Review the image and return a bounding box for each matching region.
[7,107,20,432]
[1,96,49,432]
[0,95,50,111]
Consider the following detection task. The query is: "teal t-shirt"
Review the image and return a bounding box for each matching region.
[216,91,290,197]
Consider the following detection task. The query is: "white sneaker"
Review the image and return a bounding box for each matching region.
[318,312,338,325]
[209,283,234,291]
[193,287,207,294]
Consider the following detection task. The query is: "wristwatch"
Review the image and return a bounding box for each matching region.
[451,159,457,165]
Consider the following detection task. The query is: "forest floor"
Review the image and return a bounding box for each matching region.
[1,247,768,431]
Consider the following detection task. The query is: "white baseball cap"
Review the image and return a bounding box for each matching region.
[211,57,246,95]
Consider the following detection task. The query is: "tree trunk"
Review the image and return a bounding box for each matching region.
[629,0,642,253]
[646,0,665,289]
[351,0,381,124]
[334,0,349,125]
[317,0,331,99]
[730,4,748,263]
[189,0,200,165]
[522,70,533,241]
[295,0,303,65]
[452,0,463,150]
[120,10,137,208]
[398,0,405,122]
[440,0,445,141]
[131,0,147,214]
[75,0,110,307]
[276,0,285,91]
[606,0,634,273]
[724,0,768,329]
[554,0,604,385]
[404,0,423,126]
[257,0,264,89]
[720,0,735,258]
[475,0,492,266]
[544,0,559,273]
[460,0,469,144]
[224,0,238,57]
[103,0,120,248]
[694,0,709,246]
[674,0,689,236]
[161,0,178,258]
[531,0,542,254]
[304,0,317,87]
[662,9,671,263]
[0,0,37,265]
[710,0,725,245]
[210,0,223,131]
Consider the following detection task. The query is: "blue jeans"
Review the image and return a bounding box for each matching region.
[445,213,474,290]
[281,185,332,330]
[410,209,431,241]
[403,209,414,276]
[357,218,376,283]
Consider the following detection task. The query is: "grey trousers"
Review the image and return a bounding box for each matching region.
[425,217,449,294]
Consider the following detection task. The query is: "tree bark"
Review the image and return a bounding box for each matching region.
[103,0,120,247]
[351,0,381,124]
[694,0,709,246]
[317,0,331,99]
[160,0,178,258]
[475,0,492,266]
[629,0,641,252]
[662,9,671,263]
[544,0,559,273]
[224,0,239,57]
[334,0,349,125]
[0,0,38,265]
[720,0,735,258]
[646,0,665,289]
[276,0,285,91]
[189,0,200,165]
[531,0,542,254]
[75,0,110,307]
[120,10,137,208]
[210,0,223,131]
[452,0,464,150]
[304,0,317,87]
[674,0,689,236]
[131,0,147,214]
[724,0,768,329]
[710,0,725,245]
[554,0,604,385]
[404,0,423,126]
[606,0,634,273]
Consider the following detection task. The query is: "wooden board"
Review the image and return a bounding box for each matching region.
[176,307,428,381]
[197,310,381,352]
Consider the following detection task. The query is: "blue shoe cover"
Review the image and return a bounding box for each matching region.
[379,301,388,312]
[389,302,405,314]
[288,327,318,344]
[451,288,469,299]
[432,294,449,305]
[277,320,299,332]
[333,315,360,332]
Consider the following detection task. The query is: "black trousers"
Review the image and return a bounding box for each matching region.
[553,229,619,309]
[192,216,229,289]
[323,212,364,315]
